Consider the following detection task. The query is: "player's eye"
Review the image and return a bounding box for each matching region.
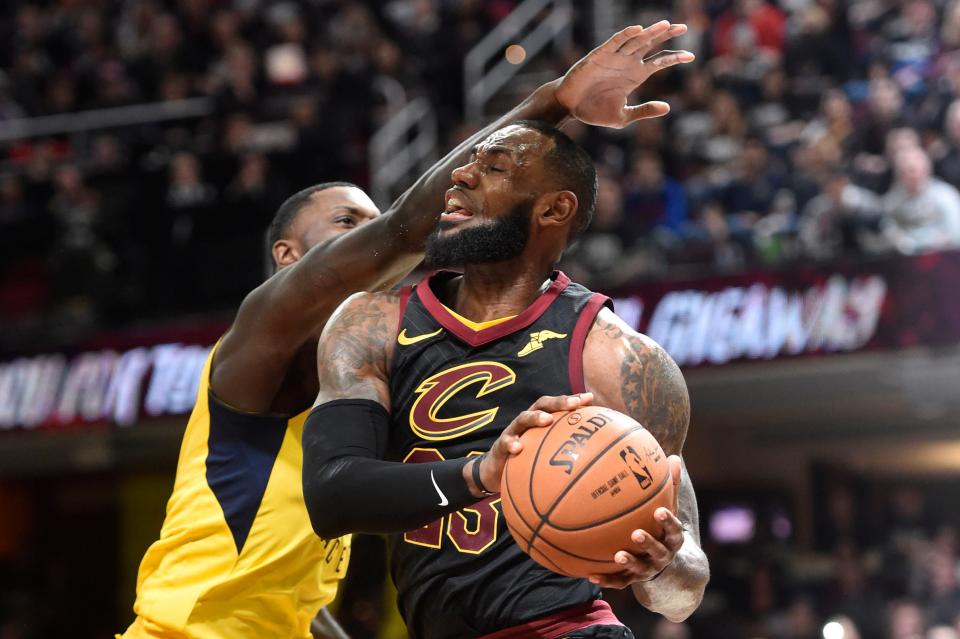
[334,216,356,226]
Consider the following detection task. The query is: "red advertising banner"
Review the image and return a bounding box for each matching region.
[606,250,960,367]
[3,250,960,429]
[0,320,228,431]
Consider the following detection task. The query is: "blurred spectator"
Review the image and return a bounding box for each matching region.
[713,0,787,59]
[621,151,687,245]
[889,600,927,639]
[799,170,883,259]
[561,168,656,288]
[719,137,786,255]
[881,146,960,254]
[923,544,960,626]
[672,0,709,61]
[852,77,909,189]
[710,18,779,104]
[47,163,118,323]
[827,542,888,638]
[934,99,960,188]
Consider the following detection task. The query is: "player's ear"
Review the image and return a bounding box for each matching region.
[536,190,578,230]
[272,239,301,269]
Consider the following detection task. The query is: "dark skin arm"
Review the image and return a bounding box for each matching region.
[582,308,709,623]
[211,84,568,413]
[212,20,694,413]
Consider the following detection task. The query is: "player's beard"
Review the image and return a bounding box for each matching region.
[425,199,533,268]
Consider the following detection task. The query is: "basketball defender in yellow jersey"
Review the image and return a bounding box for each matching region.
[119,34,651,637]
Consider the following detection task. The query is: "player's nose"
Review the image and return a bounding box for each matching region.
[451,162,478,190]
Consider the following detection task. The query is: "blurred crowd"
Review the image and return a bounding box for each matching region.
[2,3,960,637]
[308,479,960,639]
[4,0,960,343]
[560,0,960,287]
[0,0,513,348]
[660,482,960,639]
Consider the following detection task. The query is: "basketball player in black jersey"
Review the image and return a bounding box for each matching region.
[302,24,707,639]
[124,22,692,639]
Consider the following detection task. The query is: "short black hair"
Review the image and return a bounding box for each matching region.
[512,120,598,242]
[266,181,359,248]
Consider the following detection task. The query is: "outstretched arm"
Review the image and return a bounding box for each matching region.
[583,308,709,622]
[212,21,694,414]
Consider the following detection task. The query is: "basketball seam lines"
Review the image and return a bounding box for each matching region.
[528,424,645,551]
[518,519,621,566]
[547,470,670,532]
[502,454,539,537]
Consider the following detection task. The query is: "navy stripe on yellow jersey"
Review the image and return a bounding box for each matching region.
[205,394,288,553]
[120,343,350,639]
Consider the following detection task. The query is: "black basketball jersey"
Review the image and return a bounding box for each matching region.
[387,270,613,639]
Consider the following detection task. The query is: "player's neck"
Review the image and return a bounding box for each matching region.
[450,259,553,323]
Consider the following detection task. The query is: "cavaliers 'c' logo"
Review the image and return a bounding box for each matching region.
[409,362,517,441]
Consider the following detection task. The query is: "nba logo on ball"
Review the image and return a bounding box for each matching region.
[619,446,654,490]
[501,406,674,578]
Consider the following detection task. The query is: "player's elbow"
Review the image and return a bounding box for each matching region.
[667,564,710,622]
[303,457,354,539]
[662,588,705,623]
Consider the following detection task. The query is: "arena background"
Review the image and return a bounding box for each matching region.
[2,0,960,637]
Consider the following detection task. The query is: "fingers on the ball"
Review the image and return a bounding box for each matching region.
[656,508,685,549]
[624,101,671,123]
[631,529,670,562]
[618,20,671,56]
[668,455,683,486]
[529,394,559,411]
[512,409,551,432]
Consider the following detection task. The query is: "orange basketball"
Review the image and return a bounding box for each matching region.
[500,405,674,578]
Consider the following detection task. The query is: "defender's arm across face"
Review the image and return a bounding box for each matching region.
[582,309,709,622]
[211,74,577,415]
[211,21,694,414]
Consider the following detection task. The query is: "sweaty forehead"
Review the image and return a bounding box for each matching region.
[476,125,554,161]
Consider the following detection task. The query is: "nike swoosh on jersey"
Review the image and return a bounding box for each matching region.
[397,327,444,346]
[430,470,449,506]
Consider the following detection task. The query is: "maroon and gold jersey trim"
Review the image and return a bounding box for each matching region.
[414,271,573,348]
[567,293,612,394]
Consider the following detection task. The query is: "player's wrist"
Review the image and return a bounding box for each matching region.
[472,453,497,496]
[463,455,497,499]
[537,79,571,126]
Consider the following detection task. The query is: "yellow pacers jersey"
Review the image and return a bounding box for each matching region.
[121,346,350,639]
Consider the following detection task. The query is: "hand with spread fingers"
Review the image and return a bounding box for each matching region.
[555,21,696,129]
[587,455,685,588]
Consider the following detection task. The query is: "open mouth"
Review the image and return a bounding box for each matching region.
[442,190,475,223]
